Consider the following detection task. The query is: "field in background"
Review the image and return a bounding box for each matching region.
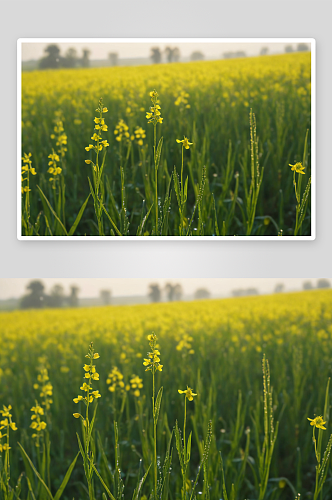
[0,289,331,499]
[21,52,311,236]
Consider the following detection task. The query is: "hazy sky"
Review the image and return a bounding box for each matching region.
[20,41,310,61]
[0,278,317,299]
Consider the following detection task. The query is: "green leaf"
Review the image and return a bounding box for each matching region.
[17,443,54,500]
[36,186,68,236]
[186,432,192,464]
[53,452,80,500]
[154,386,163,423]
[155,137,163,170]
[174,421,184,471]
[68,194,90,236]
[26,476,37,500]
[132,464,151,500]
[92,464,116,500]
[137,203,153,236]
[183,176,188,205]
[100,204,122,236]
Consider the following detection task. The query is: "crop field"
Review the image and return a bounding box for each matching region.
[0,289,331,499]
[21,52,312,236]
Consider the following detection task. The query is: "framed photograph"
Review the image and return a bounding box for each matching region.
[18,38,315,239]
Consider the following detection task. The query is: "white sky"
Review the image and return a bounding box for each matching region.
[0,278,318,299]
[21,41,309,61]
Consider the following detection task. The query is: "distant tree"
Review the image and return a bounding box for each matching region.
[165,47,173,63]
[173,284,183,301]
[148,283,161,302]
[297,43,309,52]
[62,48,78,68]
[108,52,118,66]
[39,44,61,69]
[150,47,162,64]
[190,51,205,62]
[100,289,112,305]
[247,288,258,295]
[274,283,285,293]
[303,281,313,290]
[165,283,183,301]
[20,280,45,309]
[260,47,269,56]
[317,279,331,289]
[69,285,80,307]
[47,284,65,308]
[285,45,294,53]
[172,47,181,62]
[81,49,90,68]
[194,288,211,300]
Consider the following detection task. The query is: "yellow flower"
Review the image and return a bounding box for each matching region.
[176,137,193,149]
[73,413,81,418]
[73,395,83,403]
[308,415,327,430]
[85,160,92,164]
[178,386,197,401]
[85,145,94,151]
[289,162,305,174]
[102,107,108,113]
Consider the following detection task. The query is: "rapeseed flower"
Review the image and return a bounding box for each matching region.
[308,415,327,430]
[289,162,305,174]
[176,137,193,149]
[143,333,163,372]
[0,405,17,452]
[30,402,47,446]
[73,343,101,418]
[178,386,197,401]
[146,90,163,125]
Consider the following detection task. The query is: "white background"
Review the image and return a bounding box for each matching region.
[1,0,331,279]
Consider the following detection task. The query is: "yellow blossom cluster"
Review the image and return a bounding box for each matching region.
[143,333,163,372]
[174,90,190,109]
[73,343,101,418]
[30,402,47,446]
[34,367,53,410]
[0,405,17,453]
[85,99,109,170]
[146,90,163,125]
[107,366,125,393]
[21,152,36,193]
[114,119,130,142]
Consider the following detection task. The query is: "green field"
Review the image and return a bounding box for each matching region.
[21,52,311,236]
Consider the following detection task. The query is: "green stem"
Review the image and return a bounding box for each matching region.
[181,145,184,203]
[153,369,157,500]
[154,124,158,234]
[183,397,187,500]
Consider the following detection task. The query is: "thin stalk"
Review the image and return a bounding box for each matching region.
[153,369,157,500]
[154,124,158,234]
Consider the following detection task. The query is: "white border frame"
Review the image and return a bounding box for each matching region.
[17,38,316,240]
